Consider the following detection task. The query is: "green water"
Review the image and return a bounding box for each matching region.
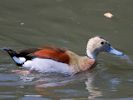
[0,0,133,99]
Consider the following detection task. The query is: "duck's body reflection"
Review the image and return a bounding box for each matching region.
[18,71,102,99]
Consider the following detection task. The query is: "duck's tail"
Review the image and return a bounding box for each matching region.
[3,48,26,66]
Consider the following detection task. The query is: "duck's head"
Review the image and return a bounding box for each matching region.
[86,36,124,59]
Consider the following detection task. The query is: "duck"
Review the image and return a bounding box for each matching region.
[3,36,124,75]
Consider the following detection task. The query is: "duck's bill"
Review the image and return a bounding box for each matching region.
[107,47,124,56]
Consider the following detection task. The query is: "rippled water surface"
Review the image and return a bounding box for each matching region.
[0,0,133,100]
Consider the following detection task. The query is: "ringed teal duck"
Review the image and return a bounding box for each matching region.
[4,36,124,75]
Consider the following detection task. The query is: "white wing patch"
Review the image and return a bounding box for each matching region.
[13,56,26,64]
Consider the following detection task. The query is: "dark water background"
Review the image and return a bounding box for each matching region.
[0,0,133,100]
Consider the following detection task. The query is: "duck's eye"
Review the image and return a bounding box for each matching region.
[101,42,105,45]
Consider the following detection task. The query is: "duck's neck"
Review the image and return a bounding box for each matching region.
[86,49,98,59]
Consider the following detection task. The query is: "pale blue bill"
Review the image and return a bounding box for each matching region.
[107,47,124,56]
